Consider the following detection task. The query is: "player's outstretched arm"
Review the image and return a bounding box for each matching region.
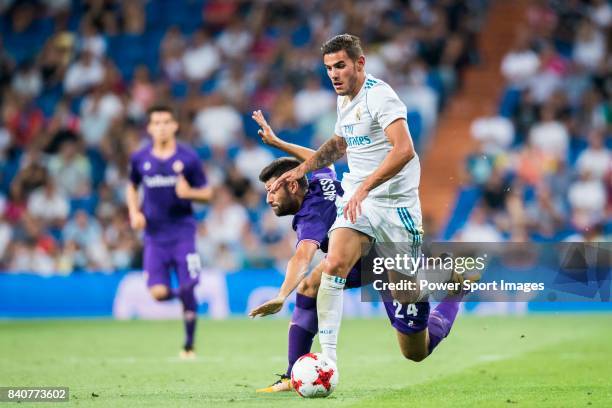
[252,110,316,162]
[343,119,415,223]
[270,135,347,192]
[126,182,146,230]
[248,240,318,318]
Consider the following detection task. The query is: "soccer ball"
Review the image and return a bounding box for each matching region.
[291,353,339,398]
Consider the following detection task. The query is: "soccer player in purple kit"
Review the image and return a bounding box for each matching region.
[249,109,342,392]
[126,105,212,359]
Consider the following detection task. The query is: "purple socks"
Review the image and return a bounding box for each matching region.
[286,293,318,376]
[427,300,459,355]
[173,285,198,350]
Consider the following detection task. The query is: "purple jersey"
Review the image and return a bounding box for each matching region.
[129,142,206,243]
[292,167,343,253]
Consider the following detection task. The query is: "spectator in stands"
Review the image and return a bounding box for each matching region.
[528,103,569,162]
[501,28,540,89]
[47,139,92,198]
[216,19,254,60]
[204,187,248,248]
[79,18,106,59]
[80,84,123,147]
[183,28,221,83]
[470,107,515,155]
[127,66,155,121]
[573,19,607,71]
[160,26,186,83]
[11,60,42,98]
[455,206,504,242]
[293,74,335,125]
[3,96,44,148]
[575,128,611,181]
[26,178,69,228]
[234,137,275,193]
[194,93,243,150]
[568,168,607,226]
[63,50,104,95]
[397,59,439,138]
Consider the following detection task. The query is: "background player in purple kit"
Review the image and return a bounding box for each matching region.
[126,105,212,359]
[249,110,461,393]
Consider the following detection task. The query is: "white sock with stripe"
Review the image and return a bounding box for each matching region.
[317,273,346,364]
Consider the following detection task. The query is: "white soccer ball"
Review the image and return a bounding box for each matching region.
[291,353,339,398]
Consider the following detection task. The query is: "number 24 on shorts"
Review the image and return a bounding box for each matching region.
[392,300,418,318]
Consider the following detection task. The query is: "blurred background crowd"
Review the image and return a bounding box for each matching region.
[0,0,485,274]
[461,0,611,243]
[0,0,608,276]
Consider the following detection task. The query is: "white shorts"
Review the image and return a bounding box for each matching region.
[330,196,423,258]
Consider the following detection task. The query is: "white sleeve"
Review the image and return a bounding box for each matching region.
[334,99,342,136]
[367,84,407,130]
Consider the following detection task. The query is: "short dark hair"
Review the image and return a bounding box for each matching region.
[259,157,308,190]
[147,104,177,121]
[321,34,363,61]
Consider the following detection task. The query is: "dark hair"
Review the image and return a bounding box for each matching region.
[321,34,363,61]
[147,104,177,121]
[259,157,308,190]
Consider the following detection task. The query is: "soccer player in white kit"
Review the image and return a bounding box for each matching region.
[272,34,461,364]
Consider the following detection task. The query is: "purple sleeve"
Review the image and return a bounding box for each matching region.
[309,167,337,182]
[185,157,207,188]
[129,154,141,186]
[295,214,328,248]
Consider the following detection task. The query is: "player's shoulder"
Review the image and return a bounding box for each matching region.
[309,167,337,183]
[364,75,404,110]
[130,143,152,161]
[365,75,398,98]
[176,142,200,162]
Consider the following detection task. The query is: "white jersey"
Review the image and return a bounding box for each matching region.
[334,74,422,227]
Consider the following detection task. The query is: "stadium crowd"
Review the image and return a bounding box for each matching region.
[461,0,611,243]
[1,0,484,274]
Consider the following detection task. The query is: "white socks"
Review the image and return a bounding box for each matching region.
[317,273,346,364]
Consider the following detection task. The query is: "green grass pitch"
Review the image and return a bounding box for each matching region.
[2,315,611,407]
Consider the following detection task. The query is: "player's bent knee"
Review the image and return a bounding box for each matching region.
[149,285,170,301]
[400,347,428,362]
[325,256,352,277]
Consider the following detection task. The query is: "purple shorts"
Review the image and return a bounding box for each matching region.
[143,238,201,289]
[345,263,429,334]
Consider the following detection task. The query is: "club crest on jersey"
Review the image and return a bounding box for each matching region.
[143,161,151,171]
[343,124,354,136]
[355,106,361,121]
[172,160,184,173]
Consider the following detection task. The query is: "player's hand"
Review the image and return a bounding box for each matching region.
[248,296,286,318]
[129,211,146,230]
[343,186,369,224]
[175,175,192,199]
[270,165,306,192]
[252,110,281,147]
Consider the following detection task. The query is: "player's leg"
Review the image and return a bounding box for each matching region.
[173,239,201,358]
[318,227,371,363]
[286,264,320,373]
[257,262,324,393]
[143,241,173,300]
[386,299,460,361]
